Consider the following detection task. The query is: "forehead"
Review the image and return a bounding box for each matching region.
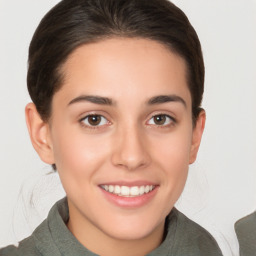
[57,37,191,106]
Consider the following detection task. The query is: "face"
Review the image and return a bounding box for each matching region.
[27,38,205,250]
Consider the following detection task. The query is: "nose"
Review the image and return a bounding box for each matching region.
[111,125,151,171]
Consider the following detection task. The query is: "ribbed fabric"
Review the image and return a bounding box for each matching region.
[0,197,223,256]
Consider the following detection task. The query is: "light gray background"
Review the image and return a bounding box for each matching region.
[0,1,255,255]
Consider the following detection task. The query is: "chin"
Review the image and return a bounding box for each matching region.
[98,214,164,241]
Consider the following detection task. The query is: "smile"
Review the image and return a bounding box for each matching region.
[100,185,156,197]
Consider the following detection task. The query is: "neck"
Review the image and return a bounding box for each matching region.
[67,202,165,256]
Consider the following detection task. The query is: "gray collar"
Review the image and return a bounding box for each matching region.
[33,197,177,256]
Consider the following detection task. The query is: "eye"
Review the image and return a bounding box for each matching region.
[147,114,175,126]
[81,115,109,127]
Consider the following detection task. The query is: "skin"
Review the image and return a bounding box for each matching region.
[26,38,205,256]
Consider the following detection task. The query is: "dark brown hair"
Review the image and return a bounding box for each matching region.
[28,0,204,123]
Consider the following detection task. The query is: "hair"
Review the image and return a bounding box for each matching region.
[27,0,204,125]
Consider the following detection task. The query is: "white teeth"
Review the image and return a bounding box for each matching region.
[121,186,130,196]
[109,185,114,193]
[130,186,139,196]
[114,185,121,194]
[101,185,155,197]
[139,186,145,195]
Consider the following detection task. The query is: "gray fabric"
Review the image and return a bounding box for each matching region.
[235,212,256,256]
[0,197,223,256]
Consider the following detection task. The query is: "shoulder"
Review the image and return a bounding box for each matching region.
[235,211,256,234]
[0,199,64,256]
[0,198,70,256]
[171,208,223,256]
[0,218,53,256]
[0,236,40,256]
[235,211,256,255]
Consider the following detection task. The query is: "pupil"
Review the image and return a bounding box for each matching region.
[154,115,166,125]
[88,115,101,126]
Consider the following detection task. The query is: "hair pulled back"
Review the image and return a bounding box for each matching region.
[27,0,204,123]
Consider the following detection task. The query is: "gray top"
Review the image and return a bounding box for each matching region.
[0,197,223,256]
[235,211,256,256]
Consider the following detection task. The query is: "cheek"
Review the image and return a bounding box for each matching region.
[51,126,109,181]
[152,126,192,168]
[142,126,192,218]
[150,125,192,190]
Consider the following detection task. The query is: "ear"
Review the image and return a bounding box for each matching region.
[189,110,206,164]
[25,103,55,165]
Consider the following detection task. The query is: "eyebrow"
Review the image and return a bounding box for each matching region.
[147,95,187,107]
[68,94,186,108]
[68,95,113,106]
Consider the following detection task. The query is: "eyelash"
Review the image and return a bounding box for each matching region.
[79,114,110,129]
[147,114,176,127]
[79,113,176,129]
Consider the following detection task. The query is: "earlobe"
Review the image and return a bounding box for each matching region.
[25,103,55,165]
[189,110,206,164]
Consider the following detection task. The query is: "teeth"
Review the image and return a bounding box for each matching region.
[114,185,121,194]
[101,185,155,197]
[130,186,139,196]
[121,186,130,196]
[109,185,114,193]
[139,186,144,195]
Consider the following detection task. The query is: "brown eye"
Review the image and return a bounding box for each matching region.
[148,114,174,126]
[88,115,101,126]
[153,115,167,125]
[81,115,108,127]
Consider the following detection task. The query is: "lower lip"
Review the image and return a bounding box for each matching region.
[99,186,159,208]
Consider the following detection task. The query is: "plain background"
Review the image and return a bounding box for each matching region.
[0,1,255,255]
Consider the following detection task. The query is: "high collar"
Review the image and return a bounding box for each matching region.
[32,197,178,256]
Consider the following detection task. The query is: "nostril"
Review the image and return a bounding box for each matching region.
[111,144,151,170]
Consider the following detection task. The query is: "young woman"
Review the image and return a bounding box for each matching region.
[0,0,223,255]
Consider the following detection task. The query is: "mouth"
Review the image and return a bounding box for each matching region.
[100,184,156,197]
[99,181,159,208]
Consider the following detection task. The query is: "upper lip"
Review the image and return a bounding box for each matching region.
[99,180,158,187]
